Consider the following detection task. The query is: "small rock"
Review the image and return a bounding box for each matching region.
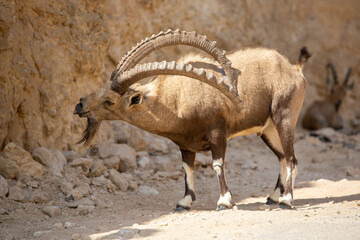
[29,189,48,203]
[70,158,93,175]
[137,151,151,169]
[65,222,76,229]
[138,186,159,196]
[78,204,95,215]
[33,230,52,238]
[147,137,169,154]
[62,151,81,163]
[346,168,360,177]
[109,169,129,191]
[128,180,138,191]
[52,222,63,229]
[90,159,104,177]
[195,152,212,167]
[154,156,176,172]
[42,206,61,217]
[68,189,83,201]
[71,233,82,240]
[0,155,19,179]
[25,179,38,188]
[8,185,27,202]
[60,182,74,196]
[3,142,44,177]
[0,175,8,197]
[104,156,121,170]
[75,183,91,196]
[92,176,117,192]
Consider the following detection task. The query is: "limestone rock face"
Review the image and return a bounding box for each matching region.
[2,143,44,177]
[0,0,359,153]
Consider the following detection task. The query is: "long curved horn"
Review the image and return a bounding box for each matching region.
[110,29,238,96]
[326,62,338,85]
[111,61,241,104]
[343,67,352,87]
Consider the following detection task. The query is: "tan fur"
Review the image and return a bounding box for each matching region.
[74,46,310,209]
[302,63,353,130]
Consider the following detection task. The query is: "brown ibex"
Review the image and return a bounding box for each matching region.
[74,30,311,210]
[302,63,354,130]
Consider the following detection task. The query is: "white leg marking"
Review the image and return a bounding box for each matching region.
[279,193,293,205]
[279,159,287,189]
[212,158,223,176]
[292,165,298,190]
[177,195,193,208]
[183,163,194,192]
[217,192,232,207]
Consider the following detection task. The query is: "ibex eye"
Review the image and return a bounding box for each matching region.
[104,100,114,106]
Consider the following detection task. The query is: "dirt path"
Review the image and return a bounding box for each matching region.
[1,130,359,240]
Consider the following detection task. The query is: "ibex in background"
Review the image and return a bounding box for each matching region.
[302,63,354,130]
[73,30,311,210]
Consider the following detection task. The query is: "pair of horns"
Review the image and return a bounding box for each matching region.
[326,62,354,90]
[110,29,240,103]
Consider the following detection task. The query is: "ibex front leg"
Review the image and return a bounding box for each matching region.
[210,129,232,210]
[175,149,196,211]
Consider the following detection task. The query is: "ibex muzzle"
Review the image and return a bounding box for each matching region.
[74,30,311,210]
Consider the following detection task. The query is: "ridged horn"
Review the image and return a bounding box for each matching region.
[111,61,241,104]
[343,67,352,87]
[326,62,338,85]
[110,29,238,96]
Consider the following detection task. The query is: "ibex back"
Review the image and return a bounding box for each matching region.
[74,30,311,210]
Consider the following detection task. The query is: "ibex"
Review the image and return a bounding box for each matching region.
[302,63,354,130]
[74,30,311,210]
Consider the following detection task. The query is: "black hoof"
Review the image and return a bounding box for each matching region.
[266,198,278,205]
[279,203,294,209]
[174,206,189,212]
[216,205,229,211]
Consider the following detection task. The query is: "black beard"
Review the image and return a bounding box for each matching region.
[77,117,99,146]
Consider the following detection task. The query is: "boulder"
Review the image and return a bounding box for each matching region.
[136,151,151,169]
[91,176,117,192]
[90,159,104,177]
[70,158,93,175]
[60,182,74,196]
[0,175,8,197]
[147,137,169,154]
[29,189,48,203]
[8,185,27,202]
[42,206,61,217]
[32,147,66,176]
[109,169,129,191]
[127,128,148,151]
[104,155,121,170]
[0,155,19,179]
[3,143,44,177]
[154,156,176,172]
[96,143,137,172]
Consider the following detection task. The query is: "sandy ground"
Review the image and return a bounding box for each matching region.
[1,129,360,240]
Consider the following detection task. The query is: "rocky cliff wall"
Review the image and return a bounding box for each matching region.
[1,0,359,151]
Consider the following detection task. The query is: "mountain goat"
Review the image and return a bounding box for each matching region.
[74,30,311,210]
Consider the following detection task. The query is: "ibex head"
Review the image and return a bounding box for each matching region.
[73,30,240,146]
[325,62,354,111]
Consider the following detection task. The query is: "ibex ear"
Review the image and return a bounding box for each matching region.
[128,91,143,106]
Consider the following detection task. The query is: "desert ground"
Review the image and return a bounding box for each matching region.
[1,126,359,240]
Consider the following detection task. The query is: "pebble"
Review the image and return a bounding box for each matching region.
[138,186,159,196]
[60,181,74,195]
[8,185,27,202]
[42,206,61,217]
[33,230,52,238]
[29,189,48,203]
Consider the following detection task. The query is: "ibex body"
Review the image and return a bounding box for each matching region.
[302,63,354,130]
[74,30,311,210]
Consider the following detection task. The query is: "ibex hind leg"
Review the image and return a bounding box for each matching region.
[271,112,299,209]
[261,120,287,205]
